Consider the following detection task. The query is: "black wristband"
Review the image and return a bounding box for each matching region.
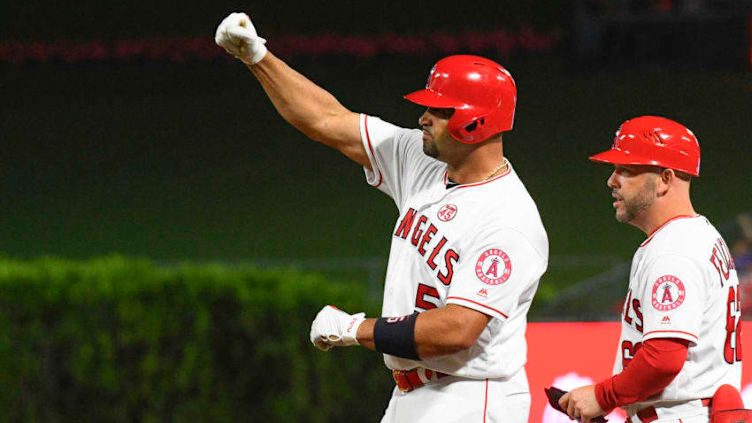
[373,312,420,360]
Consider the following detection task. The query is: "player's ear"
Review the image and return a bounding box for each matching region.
[661,168,673,182]
[656,168,674,195]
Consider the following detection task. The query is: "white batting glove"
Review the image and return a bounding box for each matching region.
[309,305,366,351]
[214,12,268,65]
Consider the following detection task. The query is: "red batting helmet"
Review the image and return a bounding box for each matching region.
[589,115,701,177]
[710,384,752,423]
[404,55,517,144]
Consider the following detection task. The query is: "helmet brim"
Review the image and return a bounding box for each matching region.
[588,149,663,167]
[404,88,464,109]
[589,149,699,176]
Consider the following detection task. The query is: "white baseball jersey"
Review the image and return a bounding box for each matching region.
[360,114,549,379]
[615,215,742,419]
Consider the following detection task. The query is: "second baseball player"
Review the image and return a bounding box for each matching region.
[560,116,742,423]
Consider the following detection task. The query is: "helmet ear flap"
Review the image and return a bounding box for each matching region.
[448,108,490,143]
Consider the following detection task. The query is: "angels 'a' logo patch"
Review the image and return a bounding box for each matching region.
[437,204,458,222]
[475,249,512,285]
[651,275,686,311]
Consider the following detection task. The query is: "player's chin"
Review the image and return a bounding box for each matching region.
[614,209,630,223]
[422,140,439,158]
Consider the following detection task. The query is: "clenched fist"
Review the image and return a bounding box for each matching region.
[310,306,366,351]
[214,12,268,65]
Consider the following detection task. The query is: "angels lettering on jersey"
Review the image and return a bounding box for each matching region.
[394,207,459,290]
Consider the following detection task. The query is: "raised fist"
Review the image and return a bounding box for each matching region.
[214,12,268,65]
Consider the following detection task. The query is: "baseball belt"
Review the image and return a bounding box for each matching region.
[626,398,712,423]
[392,368,449,392]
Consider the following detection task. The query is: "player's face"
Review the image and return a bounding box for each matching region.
[607,165,660,224]
[419,108,454,159]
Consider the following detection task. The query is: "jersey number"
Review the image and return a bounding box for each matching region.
[724,285,742,364]
[415,283,440,311]
[621,340,643,369]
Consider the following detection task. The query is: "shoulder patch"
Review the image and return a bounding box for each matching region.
[475,249,512,285]
[651,275,686,311]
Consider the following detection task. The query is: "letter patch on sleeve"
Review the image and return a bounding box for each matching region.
[651,275,686,311]
[475,249,512,285]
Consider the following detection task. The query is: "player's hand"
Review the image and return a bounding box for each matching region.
[558,385,606,423]
[214,12,268,65]
[309,305,366,351]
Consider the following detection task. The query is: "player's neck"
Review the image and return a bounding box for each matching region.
[446,137,505,184]
[632,197,697,236]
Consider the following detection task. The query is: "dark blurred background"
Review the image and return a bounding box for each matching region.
[2,0,752,317]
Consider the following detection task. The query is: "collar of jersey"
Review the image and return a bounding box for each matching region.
[442,165,512,189]
[640,214,702,247]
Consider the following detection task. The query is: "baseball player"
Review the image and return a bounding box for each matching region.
[559,116,742,423]
[214,12,549,423]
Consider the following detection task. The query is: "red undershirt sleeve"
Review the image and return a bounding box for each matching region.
[595,338,690,411]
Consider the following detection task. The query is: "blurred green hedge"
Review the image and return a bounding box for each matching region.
[0,256,392,422]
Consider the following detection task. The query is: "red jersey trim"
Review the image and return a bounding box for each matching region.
[640,214,700,247]
[442,164,512,189]
[446,296,509,319]
[363,115,383,188]
[643,329,698,341]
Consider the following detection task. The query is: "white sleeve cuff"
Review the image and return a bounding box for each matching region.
[642,329,698,345]
[446,296,509,320]
[360,114,383,188]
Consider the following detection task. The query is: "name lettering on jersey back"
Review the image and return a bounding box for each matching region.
[395,208,459,285]
[710,237,736,287]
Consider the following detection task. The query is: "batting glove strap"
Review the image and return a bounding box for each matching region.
[341,311,366,345]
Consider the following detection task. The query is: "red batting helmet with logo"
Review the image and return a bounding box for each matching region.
[404,55,517,144]
[589,115,701,177]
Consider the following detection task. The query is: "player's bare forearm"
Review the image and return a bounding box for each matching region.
[356,305,491,358]
[248,53,343,133]
[414,305,491,357]
[356,319,377,350]
[247,53,369,167]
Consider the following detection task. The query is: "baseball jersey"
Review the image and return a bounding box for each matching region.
[615,215,742,417]
[360,114,549,379]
